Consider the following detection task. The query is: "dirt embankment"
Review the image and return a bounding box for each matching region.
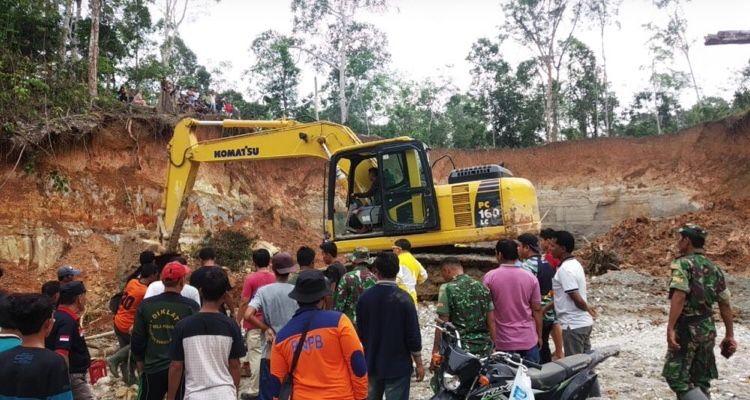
[1,111,749,325]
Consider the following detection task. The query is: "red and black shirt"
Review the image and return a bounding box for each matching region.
[45,306,90,374]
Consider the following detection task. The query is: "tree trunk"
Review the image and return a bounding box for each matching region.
[652,65,662,135]
[87,0,101,98]
[71,0,82,61]
[338,26,349,123]
[600,24,610,136]
[59,0,73,61]
[684,50,702,104]
[544,64,556,142]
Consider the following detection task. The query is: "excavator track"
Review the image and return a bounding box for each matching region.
[412,245,499,301]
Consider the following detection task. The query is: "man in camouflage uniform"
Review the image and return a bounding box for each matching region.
[430,257,494,392]
[334,247,377,325]
[663,224,737,399]
[431,257,495,358]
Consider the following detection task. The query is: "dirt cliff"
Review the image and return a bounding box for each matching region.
[1,111,749,328]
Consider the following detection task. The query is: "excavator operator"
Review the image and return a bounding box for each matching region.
[352,167,381,205]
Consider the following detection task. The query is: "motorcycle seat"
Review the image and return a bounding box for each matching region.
[527,354,592,390]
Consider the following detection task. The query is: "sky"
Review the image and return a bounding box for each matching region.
[176,0,750,108]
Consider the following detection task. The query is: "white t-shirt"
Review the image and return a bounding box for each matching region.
[552,258,593,330]
[144,281,202,305]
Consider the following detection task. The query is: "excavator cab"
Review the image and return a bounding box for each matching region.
[329,140,439,241]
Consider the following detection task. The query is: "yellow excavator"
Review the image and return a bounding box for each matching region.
[160,118,540,254]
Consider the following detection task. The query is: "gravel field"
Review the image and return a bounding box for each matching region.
[412,270,750,400]
[91,270,749,400]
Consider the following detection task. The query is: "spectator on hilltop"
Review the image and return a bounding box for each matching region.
[132,91,146,106]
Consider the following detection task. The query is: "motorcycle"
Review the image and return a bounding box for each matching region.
[429,321,619,400]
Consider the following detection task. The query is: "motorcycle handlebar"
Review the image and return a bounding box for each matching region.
[488,351,543,370]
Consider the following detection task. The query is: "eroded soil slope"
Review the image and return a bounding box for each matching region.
[0,111,749,323]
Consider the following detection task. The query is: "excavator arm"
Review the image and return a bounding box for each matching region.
[161,118,368,251]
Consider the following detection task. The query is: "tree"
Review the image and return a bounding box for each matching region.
[445,94,490,148]
[467,38,544,148]
[247,30,301,118]
[156,0,218,111]
[87,0,102,97]
[501,0,585,142]
[732,59,750,111]
[382,78,453,147]
[644,19,689,135]
[620,90,682,136]
[648,1,701,103]
[584,0,621,135]
[291,0,389,124]
[683,97,731,126]
[563,38,601,138]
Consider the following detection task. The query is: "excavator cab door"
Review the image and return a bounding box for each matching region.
[327,141,439,240]
[377,142,439,235]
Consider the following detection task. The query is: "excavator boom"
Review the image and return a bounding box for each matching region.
[161,118,408,250]
[161,118,541,259]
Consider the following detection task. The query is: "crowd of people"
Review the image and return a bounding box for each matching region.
[0,223,737,400]
[117,83,236,117]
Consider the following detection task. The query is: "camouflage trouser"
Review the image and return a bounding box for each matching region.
[662,322,718,398]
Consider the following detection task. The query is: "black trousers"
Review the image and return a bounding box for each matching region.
[138,368,184,400]
[540,321,554,364]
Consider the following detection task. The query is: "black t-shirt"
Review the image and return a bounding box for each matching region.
[189,265,232,314]
[533,255,555,295]
[45,306,91,373]
[0,347,73,399]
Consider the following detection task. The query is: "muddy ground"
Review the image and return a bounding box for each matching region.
[85,270,750,400]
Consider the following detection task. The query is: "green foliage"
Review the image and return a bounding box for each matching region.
[683,97,732,126]
[199,230,254,272]
[322,22,391,124]
[563,38,603,138]
[467,38,543,147]
[49,170,70,193]
[0,0,90,122]
[219,90,269,120]
[248,30,301,118]
[444,94,490,148]
[380,78,452,147]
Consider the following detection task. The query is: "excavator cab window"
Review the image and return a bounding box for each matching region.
[328,141,438,240]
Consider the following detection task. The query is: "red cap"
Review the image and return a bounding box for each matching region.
[161,261,188,281]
